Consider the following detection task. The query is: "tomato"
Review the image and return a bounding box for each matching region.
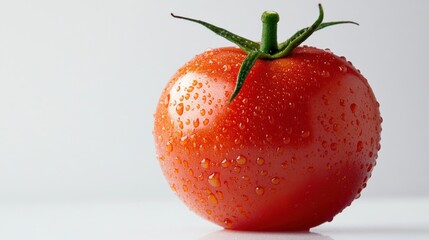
[153,5,381,231]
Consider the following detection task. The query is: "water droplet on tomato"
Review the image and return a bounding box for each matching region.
[201,158,210,169]
[333,123,340,132]
[307,166,315,173]
[241,175,250,181]
[193,92,199,100]
[255,186,265,196]
[350,103,357,113]
[256,157,265,166]
[203,118,209,126]
[355,192,361,199]
[340,99,346,107]
[182,160,189,168]
[208,193,218,204]
[224,218,233,226]
[339,65,348,73]
[221,159,230,168]
[357,141,364,152]
[175,103,184,116]
[330,143,338,151]
[321,70,330,78]
[222,64,231,71]
[164,94,170,107]
[193,118,200,128]
[234,166,241,173]
[236,155,247,165]
[281,161,288,169]
[301,130,310,138]
[271,177,280,185]
[367,164,373,172]
[283,137,291,144]
[208,172,221,187]
[166,142,173,152]
[242,194,249,201]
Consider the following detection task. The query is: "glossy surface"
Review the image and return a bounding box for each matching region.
[153,46,382,230]
[1,198,428,240]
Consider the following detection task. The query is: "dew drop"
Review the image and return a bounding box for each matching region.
[208,172,221,187]
[255,186,265,196]
[175,103,184,116]
[350,103,357,113]
[208,193,218,204]
[301,130,310,138]
[182,184,188,192]
[367,164,373,172]
[256,157,265,166]
[216,190,224,200]
[182,160,189,168]
[281,161,288,169]
[307,166,315,173]
[224,218,233,226]
[271,177,280,185]
[193,118,200,128]
[201,158,210,169]
[321,70,330,78]
[170,184,177,193]
[242,194,249,201]
[234,166,241,173]
[221,159,231,168]
[166,142,173,152]
[283,137,291,144]
[203,118,210,126]
[330,143,338,151]
[236,155,247,165]
[186,86,195,92]
[357,141,364,152]
[259,170,268,176]
[333,124,340,132]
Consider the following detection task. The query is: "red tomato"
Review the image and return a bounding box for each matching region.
[154,46,381,230]
[154,6,381,231]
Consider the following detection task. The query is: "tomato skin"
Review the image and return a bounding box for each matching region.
[153,46,381,231]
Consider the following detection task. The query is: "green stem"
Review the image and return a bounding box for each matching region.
[259,11,280,55]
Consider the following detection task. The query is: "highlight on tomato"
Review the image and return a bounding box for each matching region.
[153,4,382,231]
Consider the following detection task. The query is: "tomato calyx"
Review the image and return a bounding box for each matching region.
[171,4,358,102]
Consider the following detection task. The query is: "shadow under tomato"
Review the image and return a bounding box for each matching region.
[199,229,334,240]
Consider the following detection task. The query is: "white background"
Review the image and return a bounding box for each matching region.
[0,0,428,204]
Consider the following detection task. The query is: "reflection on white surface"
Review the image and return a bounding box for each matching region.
[0,198,428,240]
[200,230,333,240]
